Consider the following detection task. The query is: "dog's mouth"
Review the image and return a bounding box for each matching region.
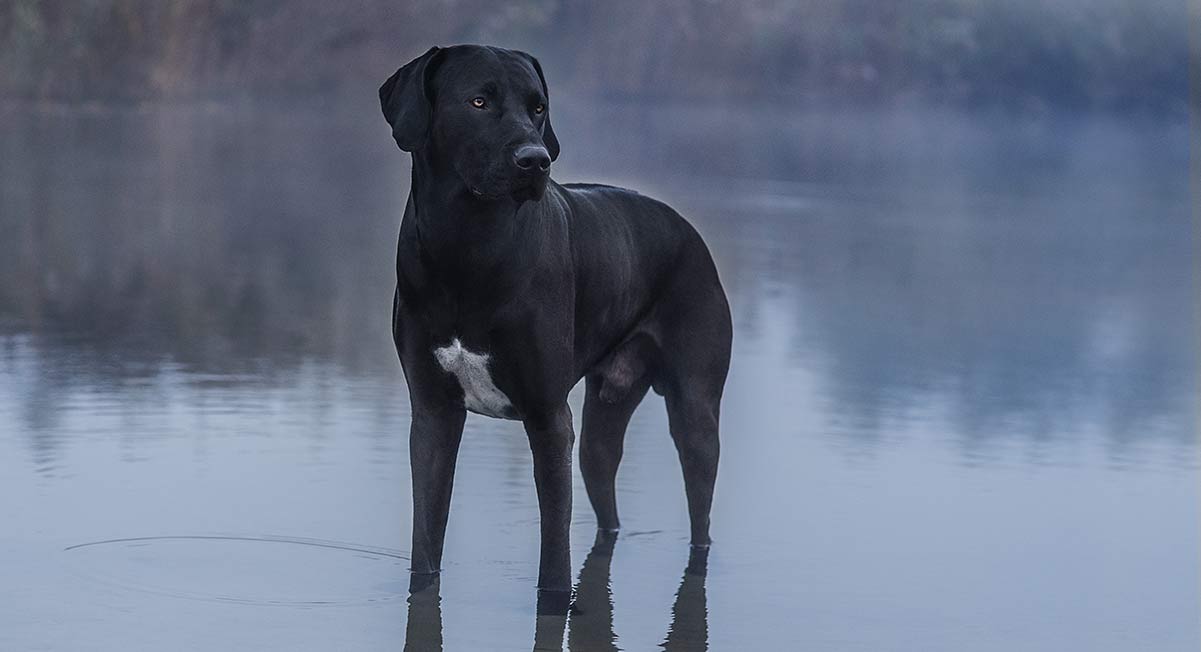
[467,177,547,202]
[467,184,506,200]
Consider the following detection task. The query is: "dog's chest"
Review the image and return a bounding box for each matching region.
[432,338,515,419]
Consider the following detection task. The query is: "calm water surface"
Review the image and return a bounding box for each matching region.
[0,99,1196,651]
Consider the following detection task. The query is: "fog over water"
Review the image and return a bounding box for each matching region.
[0,97,1196,650]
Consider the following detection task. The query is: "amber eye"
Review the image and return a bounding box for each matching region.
[470,97,486,108]
[534,103,545,114]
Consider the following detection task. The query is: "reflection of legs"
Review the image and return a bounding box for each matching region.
[580,375,650,532]
[567,530,619,652]
[662,547,710,651]
[533,612,568,652]
[404,575,443,652]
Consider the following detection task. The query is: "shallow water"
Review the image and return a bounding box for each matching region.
[0,99,1196,651]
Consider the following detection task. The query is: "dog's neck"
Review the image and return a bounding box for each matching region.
[404,151,550,285]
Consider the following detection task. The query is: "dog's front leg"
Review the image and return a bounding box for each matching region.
[408,408,466,592]
[524,404,575,611]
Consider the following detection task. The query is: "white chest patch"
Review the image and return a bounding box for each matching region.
[433,338,514,418]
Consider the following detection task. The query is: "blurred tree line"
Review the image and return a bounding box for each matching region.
[0,0,1191,112]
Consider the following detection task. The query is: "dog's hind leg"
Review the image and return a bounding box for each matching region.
[580,372,650,532]
[657,287,731,548]
[664,384,722,548]
[655,248,731,548]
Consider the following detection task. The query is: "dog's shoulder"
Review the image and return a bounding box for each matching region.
[556,181,713,286]
[559,182,640,206]
[559,181,701,244]
[559,182,675,223]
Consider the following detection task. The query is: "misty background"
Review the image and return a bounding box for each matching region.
[0,3,1197,651]
[0,0,1195,113]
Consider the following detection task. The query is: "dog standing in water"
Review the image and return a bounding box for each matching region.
[379,45,731,611]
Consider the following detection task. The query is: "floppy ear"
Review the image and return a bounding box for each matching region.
[524,54,560,162]
[379,46,442,152]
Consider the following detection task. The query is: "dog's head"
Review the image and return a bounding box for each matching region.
[380,45,559,203]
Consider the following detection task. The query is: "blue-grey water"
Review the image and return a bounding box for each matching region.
[0,99,1196,651]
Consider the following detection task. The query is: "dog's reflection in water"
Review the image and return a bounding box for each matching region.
[551,531,710,652]
[403,531,710,651]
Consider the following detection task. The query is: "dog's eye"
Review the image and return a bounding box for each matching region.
[470,97,486,109]
[533,103,545,115]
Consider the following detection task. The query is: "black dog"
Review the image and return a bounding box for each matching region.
[379,45,731,606]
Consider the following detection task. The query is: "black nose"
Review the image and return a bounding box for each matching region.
[513,145,551,172]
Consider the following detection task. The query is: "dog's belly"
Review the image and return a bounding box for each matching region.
[432,338,515,419]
